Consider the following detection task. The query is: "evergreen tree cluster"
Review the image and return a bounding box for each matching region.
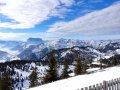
[74,56,87,75]
[0,60,47,90]
[43,53,87,84]
[0,71,13,90]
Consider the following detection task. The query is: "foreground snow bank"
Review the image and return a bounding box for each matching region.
[28,66,120,90]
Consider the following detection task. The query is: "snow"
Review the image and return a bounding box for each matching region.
[11,63,48,90]
[61,50,72,57]
[69,73,75,77]
[0,47,20,56]
[28,66,120,90]
[87,68,100,72]
[74,47,80,50]
[103,56,110,59]
[116,49,120,54]
[14,68,30,77]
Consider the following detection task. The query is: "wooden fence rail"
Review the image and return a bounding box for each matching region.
[78,78,120,90]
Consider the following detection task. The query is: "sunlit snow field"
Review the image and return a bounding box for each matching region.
[28,66,120,90]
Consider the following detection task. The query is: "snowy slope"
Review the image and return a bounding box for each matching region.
[28,66,120,90]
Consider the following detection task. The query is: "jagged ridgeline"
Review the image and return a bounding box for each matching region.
[0,38,120,61]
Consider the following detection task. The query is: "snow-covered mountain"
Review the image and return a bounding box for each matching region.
[0,38,44,61]
[0,50,11,62]
[0,38,120,62]
[18,39,120,61]
[27,38,44,45]
[0,40,25,61]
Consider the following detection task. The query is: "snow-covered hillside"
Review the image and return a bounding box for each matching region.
[0,60,75,90]
[28,66,120,90]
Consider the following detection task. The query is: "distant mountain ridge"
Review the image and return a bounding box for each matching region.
[18,39,120,62]
[0,38,120,62]
[0,38,44,61]
[27,38,44,45]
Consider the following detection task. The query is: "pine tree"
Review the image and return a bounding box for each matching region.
[111,56,118,66]
[29,67,38,88]
[43,51,59,84]
[0,72,13,90]
[99,58,103,69]
[74,57,82,75]
[61,57,69,79]
[82,63,87,74]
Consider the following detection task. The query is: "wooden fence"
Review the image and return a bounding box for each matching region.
[78,78,120,90]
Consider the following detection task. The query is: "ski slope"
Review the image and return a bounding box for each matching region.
[28,66,120,90]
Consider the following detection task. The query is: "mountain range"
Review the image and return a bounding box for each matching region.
[0,38,120,62]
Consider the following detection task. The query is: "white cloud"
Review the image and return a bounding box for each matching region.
[0,0,74,29]
[0,32,65,41]
[48,3,120,35]
[60,0,75,6]
[0,32,46,41]
[0,33,27,40]
[49,7,72,18]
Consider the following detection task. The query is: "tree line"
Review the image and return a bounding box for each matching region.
[0,51,119,90]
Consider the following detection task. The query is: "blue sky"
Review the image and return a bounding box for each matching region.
[0,0,120,41]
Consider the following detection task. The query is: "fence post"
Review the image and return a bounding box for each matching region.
[118,78,120,90]
[103,81,108,90]
[108,80,111,90]
[99,83,103,90]
[96,84,100,90]
[85,87,88,90]
[114,79,116,90]
[111,79,114,90]
[93,85,96,90]
[81,88,84,90]
[89,86,92,90]
[116,78,119,90]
